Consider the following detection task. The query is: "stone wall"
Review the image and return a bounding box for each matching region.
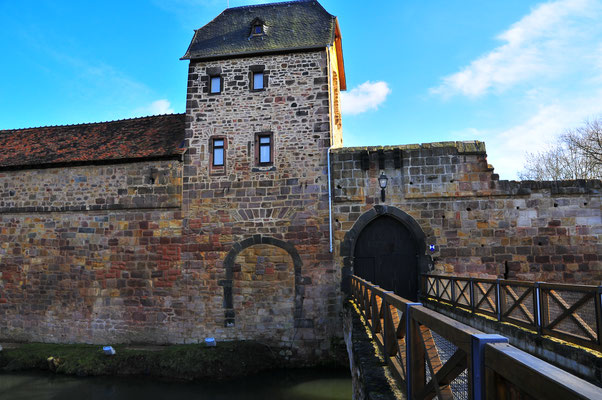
[179,49,341,359]
[232,244,295,341]
[0,160,182,212]
[332,142,602,284]
[1,49,343,363]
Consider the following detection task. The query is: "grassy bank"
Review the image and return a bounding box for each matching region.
[0,341,280,381]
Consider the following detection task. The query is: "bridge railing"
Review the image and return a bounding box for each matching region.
[421,274,602,352]
[351,275,601,400]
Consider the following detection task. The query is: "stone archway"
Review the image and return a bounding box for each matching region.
[222,236,303,328]
[340,205,431,299]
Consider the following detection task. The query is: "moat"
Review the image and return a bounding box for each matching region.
[0,368,352,400]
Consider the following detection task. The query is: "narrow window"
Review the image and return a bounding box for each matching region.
[258,134,272,164]
[210,76,221,94]
[254,25,263,35]
[253,71,264,90]
[212,138,224,166]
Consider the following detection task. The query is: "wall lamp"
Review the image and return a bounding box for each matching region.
[378,171,388,202]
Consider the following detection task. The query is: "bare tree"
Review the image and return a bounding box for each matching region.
[562,118,602,167]
[519,118,602,180]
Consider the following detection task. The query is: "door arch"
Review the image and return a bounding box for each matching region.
[354,216,418,300]
[341,205,430,301]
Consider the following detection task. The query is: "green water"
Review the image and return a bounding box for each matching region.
[0,368,352,400]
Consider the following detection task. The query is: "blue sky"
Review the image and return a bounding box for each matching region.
[1,0,601,179]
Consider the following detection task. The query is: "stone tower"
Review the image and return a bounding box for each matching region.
[179,0,346,356]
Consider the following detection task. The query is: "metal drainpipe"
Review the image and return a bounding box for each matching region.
[327,146,333,253]
[326,45,334,253]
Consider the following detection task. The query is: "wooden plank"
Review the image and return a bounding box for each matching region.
[415,348,467,400]
[502,285,534,324]
[454,280,471,308]
[539,282,598,292]
[397,337,407,376]
[409,316,426,397]
[419,326,453,400]
[411,306,481,352]
[484,342,602,399]
[547,290,596,341]
[384,302,397,357]
[475,282,497,315]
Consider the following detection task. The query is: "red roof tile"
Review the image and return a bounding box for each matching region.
[0,114,186,169]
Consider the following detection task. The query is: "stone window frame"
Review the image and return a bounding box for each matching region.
[205,66,223,95]
[255,131,274,166]
[249,65,269,92]
[209,135,227,174]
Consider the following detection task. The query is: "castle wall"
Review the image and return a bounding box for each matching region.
[0,160,181,212]
[332,143,601,285]
[1,46,599,364]
[0,49,342,361]
[0,160,185,343]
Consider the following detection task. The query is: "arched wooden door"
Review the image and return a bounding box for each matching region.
[354,216,419,301]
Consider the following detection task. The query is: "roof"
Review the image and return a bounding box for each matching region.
[182,1,344,72]
[0,114,186,169]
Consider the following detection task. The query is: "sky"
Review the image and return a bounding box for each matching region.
[1,0,601,179]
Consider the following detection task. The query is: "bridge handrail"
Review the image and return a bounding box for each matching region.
[350,275,601,399]
[421,273,602,352]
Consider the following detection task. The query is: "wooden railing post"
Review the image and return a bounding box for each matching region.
[471,334,508,400]
[405,302,423,400]
[382,292,395,357]
[534,282,542,335]
[499,280,506,321]
[594,286,602,346]
[470,277,475,314]
[451,277,457,304]
[496,279,502,321]
[539,285,550,333]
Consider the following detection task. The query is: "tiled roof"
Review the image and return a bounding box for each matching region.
[182,0,336,60]
[0,114,186,169]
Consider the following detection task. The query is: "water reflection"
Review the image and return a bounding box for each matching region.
[0,368,351,400]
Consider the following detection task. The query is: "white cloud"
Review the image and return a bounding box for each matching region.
[341,81,391,115]
[431,0,602,98]
[471,90,602,179]
[135,99,175,116]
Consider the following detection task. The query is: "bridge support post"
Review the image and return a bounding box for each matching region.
[405,302,422,400]
[534,282,542,335]
[471,334,508,400]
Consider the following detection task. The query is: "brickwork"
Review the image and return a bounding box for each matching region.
[232,244,295,343]
[178,49,341,358]
[332,143,602,285]
[0,160,182,213]
[0,49,343,362]
[0,4,599,365]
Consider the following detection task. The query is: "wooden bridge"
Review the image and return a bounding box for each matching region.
[349,275,602,400]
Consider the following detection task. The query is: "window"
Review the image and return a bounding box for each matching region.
[249,65,268,91]
[256,133,273,165]
[210,75,221,94]
[250,18,265,37]
[212,138,225,166]
[253,71,264,90]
